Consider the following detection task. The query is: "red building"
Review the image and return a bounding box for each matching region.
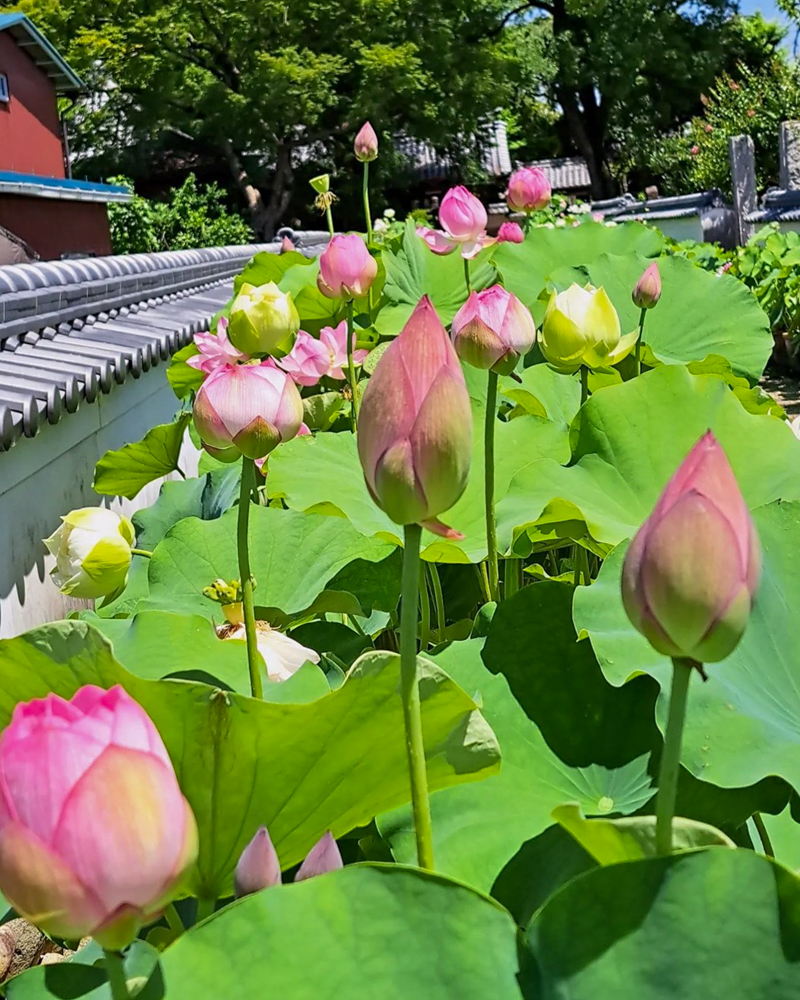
[0,14,130,261]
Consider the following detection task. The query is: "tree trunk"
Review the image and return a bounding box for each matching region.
[221,139,293,240]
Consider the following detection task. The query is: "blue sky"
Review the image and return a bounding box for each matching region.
[738,0,788,22]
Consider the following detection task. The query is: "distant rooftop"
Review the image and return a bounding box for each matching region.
[746,189,800,224]
[0,171,132,204]
[0,13,84,94]
[610,191,727,222]
[523,157,591,192]
[396,121,512,180]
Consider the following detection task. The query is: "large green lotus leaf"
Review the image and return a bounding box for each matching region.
[144,505,398,620]
[500,361,581,425]
[576,252,772,382]
[378,634,654,892]
[497,365,800,554]
[522,849,800,998]
[233,249,313,294]
[376,219,496,335]
[134,467,241,550]
[0,624,499,898]
[269,373,571,564]
[86,610,330,702]
[92,415,190,500]
[159,866,522,1000]
[574,500,800,800]
[495,221,662,314]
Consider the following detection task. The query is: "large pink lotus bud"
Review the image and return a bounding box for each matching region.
[621,432,760,663]
[438,186,488,242]
[451,285,536,375]
[357,296,472,534]
[318,234,377,300]
[632,261,662,309]
[0,686,197,949]
[354,121,378,162]
[193,361,303,460]
[506,167,551,213]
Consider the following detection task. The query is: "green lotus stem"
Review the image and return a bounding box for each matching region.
[578,545,591,585]
[580,365,589,406]
[130,548,153,559]
[103,950,132,1000]
[362,161,373,244]
[655,657,694,855]
[419,564,431,650]
[484,370,501,603]
[400,523,435,870]
[752,812,775,858]
[635,306,647,376]
[572,544,581,588]
[463,256,471,294]
[325,204,335,238]
[164,902,185,934]
[195,897,216,924]
[238,459,264,701]
[505,559,521,598]
[428,563,446,644]
[478,562,491,604]
[346,300,359,431]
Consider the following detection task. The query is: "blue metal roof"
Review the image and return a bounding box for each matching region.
[0,171,132,203]
[0,13,84,93]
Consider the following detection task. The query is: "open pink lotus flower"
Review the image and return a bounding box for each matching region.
[622,431,761,663]
[187,317,249,376]
[193,361,303,460]
[417,186,496,259]
[279,323,369,387]
[357,295,472,537]
[0,686,197,949]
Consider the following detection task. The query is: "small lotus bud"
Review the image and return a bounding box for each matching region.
[44,508,134,600]
[235,827,282,897]
[451,285,536,375]
[622,431,761,663]
[632,262,662,310]
[317,234,377,300]
[295,831,343,882]
[354,121,378,162]
[280,236,295,253]
[496,221,524,244]
[227,282,299,357]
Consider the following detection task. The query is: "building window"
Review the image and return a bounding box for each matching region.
[0,74,9,103]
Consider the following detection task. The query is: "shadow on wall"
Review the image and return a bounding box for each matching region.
[0,368,196,639]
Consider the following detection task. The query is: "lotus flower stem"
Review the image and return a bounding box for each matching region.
[580,366,589,406]
[504,559,521,598]
[484,371,501,603]
[655,657,694,855]
[463,257,471,294]
[635,307,647,376]
[164,902,185,934]
[195,897,216,924]
[130,548,153,559]
[325,205,335,238]
[104,950,132,1000]
[477,562,491,604]
[428,563,446,644]
[419,564,431,650]
[346,300,359,430]
[237,459,264,700]
[752,813,775,858]
[362,162,373,244]
[400,522,435,870]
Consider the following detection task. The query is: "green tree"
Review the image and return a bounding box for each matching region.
[5,0,511,237]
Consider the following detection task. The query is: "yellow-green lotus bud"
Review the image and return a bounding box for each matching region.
[43,508,134,599]
[227,282,300,357]
[540,283,638,373]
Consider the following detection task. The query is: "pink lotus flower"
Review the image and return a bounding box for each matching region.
[279,323,370,387]
[622,431,761,663]
[187,317,249,375]
[632,261,662,310]
[417,186,496,259]
[357,296,472,536]
[496,221,525,244]
[506,167,551,214]
[318,234,377,300]
[193,361,303,460]
[0,686,197,948]
[234,827,342,898]
[354,121,378,162]
[451,285,536,375]
[690,145,700,156]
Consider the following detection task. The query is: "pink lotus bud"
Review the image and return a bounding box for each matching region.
[235,827,282,897]
[193,361,303,460]
[0,686,197,948]
[280,236,295,253]
[318,234,378,300]
[438,186,488,242]
[496,221,525,244]
[451,285,536,375]
[295,831,343,882]
[621,431,761,663]
[354,121,378,162]
[507,167,551,214]
[357,296,472,533]
[632,262,662,310]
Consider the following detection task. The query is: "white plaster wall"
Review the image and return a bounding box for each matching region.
[0,367,199,638]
